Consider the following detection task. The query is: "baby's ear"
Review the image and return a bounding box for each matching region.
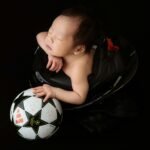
[73,45,86,55]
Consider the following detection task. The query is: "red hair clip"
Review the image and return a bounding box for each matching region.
[106,38,120,52]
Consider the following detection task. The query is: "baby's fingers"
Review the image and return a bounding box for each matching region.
[56,63,63,73]
[43,95,50,102]
[36,92,45,98]
[46,59,52,69]
[49,61,57,71]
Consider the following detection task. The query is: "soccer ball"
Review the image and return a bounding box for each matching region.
[10,88,63,140]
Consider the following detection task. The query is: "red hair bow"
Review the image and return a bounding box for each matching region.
[106,38,120,52]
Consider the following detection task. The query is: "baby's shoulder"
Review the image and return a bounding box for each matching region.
[72,54,93,76]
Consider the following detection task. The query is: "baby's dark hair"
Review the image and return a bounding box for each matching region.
[61,7,104,52]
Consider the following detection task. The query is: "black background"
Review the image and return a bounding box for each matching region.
[0,0,147,149]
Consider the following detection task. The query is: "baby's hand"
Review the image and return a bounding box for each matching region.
[46,55,63,73]
[32,84,55,102]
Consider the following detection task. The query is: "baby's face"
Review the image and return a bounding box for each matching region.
[45,15,81,57]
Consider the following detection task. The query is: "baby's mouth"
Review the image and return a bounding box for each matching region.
[46,44,52,51]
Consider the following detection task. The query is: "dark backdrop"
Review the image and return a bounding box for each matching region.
[0,0,147,149]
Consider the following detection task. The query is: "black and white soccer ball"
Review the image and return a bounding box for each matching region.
[10,88,63,140]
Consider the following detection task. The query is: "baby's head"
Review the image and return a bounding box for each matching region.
[45,7,102,57]
[60,7,101,51]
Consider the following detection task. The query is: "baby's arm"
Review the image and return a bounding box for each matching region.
[32,66,89,105]
[36,32,50,54]
[52,69,89,104]
[36,32,63,72]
